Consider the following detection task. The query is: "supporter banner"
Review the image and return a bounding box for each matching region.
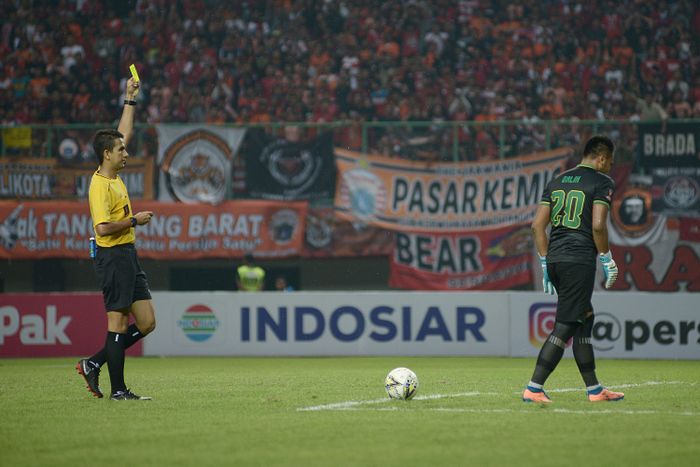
[144,291,510,356]
[0,157,154,200]
[156,125,246,204]
[334,147,570,232]
[608,185,667,246]
[680,217,700,242]
[1,127,32,149]
[0,293,143,357]
[637,122,700,168]
[303,207,393,257]
[52,127,156,165]
[0,158,55,199]
[0,200,307,259]
[651,166,700,216]
[135,200,308,259]
[243,130,336,200]
[510,292,700,360]
[607,237,700,292]
[54,127,102,164]
[602,212,700,292]
[389,225,533,290]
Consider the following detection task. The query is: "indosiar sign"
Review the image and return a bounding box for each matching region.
[3,292,698,359]
[509,292,700,360]
[145,292,510,356]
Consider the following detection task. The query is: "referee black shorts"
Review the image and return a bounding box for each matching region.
[547,261,596,323]
[94,243,151,312]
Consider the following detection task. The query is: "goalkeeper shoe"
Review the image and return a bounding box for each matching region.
[76,359,103,398]
[588,387,624,402]
[110,389,152,401]
[522,387,552,403]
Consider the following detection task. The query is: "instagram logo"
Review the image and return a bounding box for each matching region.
[528,302,559,348]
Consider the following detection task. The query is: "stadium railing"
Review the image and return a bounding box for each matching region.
[1,119,695,166]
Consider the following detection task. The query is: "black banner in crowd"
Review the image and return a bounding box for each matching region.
[651,166,700,216]
[637,122,699,168]
[243,130,336,200]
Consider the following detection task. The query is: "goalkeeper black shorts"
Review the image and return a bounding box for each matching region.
[93,243,151,311]
[546,261,596,323]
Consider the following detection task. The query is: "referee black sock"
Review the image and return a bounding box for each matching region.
[90,324,144,368]
[123,323,144,348]
[105,331,127,394]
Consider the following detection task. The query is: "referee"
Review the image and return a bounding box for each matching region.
[76,76,156,400]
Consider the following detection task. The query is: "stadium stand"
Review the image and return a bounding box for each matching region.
[0,0,698,161]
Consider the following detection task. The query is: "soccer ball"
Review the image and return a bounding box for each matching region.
[384,367,419,400]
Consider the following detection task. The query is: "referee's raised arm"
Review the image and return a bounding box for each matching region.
[117,77,140,147]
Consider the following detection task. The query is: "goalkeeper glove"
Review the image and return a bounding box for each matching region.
[539,256,556,295]
[599,251,618,289]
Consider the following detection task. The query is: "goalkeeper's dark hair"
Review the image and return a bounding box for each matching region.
[583,135,614,160]
[93,129,124,165]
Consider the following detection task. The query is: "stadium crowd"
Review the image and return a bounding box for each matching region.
[1,0,698,160]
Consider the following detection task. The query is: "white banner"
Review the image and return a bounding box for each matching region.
[156,125,247,204]
[144,291,699,359]
[509,292,700,360]
[146,292,510,356]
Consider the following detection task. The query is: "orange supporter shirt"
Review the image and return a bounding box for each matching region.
[612,46,634,67]
[379,42,400,58]
[310,52,330,68]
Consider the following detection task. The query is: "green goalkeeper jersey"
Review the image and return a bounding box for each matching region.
[540,163,615,265]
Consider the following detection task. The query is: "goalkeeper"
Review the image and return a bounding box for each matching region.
[523,135,624,403]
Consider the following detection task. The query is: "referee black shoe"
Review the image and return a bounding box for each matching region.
[76,359,103,398]
[110,389,152,401]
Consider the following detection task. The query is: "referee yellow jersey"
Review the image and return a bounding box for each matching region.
[88,170,135,247]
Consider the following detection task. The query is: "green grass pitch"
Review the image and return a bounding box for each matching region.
[1,357,699,466]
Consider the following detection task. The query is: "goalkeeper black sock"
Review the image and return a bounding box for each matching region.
[573,338,598,387]
[531,337,566,385]
[90,324,144,368]
[574,316,599,387]
[105,331,127,394]
[530,321,577,385]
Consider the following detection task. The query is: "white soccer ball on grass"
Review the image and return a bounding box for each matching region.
[384,367,419,400]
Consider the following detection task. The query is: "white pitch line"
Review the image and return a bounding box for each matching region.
[431,408,700,416]
[297,391,496,412]
[544,380,685,394]
[298,381,695,413]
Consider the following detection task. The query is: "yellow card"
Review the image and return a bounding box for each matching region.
[129,64,140,82]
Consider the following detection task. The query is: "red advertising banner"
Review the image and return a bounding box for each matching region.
[389,225,534,290]
[0,200,308,259]
[0,293,143,357]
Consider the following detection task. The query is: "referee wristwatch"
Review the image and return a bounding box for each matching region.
[130,216,137,227]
